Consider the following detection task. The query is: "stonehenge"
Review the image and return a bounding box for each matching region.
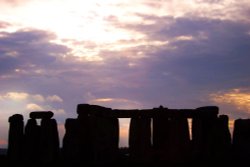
[63,104,119,164]
[8,111,59,163]
[7,104,250,165]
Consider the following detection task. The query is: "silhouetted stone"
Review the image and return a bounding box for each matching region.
[7,104,230,166]
[153,114,168,149]
[40,118,59,163]
[195,106,219,115]
[153,114,190,163]
[232,119,250,163]
[212,115,232,162]
[77,106,92,163]
[77,104,112,117]
[77,104,119,164]
[191,107,218,162]
[89,115,119,164]
[24,119,41,162]
[170,117,190,163]
[62,118,81,163]
[129,117,152,163]
[8,114,24,161]
[30,111,53,119]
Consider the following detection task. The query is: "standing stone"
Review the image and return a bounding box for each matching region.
[90,115,119,164]
[24,119,41,162]
[232,119,250,163]
[191,110,218,162]
[153,115,190,163]
[8,114,24,161]
[153,114,170,162]
[212,115,231,162]
[77,109,92,163]
[129,117,152,163]
[40,118,60,163]
[62,118,81,163]
[168,117,190,163]
[76,103,119,164]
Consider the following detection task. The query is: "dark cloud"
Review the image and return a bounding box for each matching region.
[119,16,250,87]
[105,15,250,110]
[0,29,69,74]
[1,15,250,120]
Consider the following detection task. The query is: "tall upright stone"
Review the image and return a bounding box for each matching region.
[153,114,190,163]
[90,115,119,164]
[169,117,190,163]
[129,117,152,163]
[40,118,60,163]
[232,119,250,163]
[62,118,81,163]
[191,106,218,162]
[77,104,119,164]
[212,115,231,162]
[24,118,41,161]
[77,104,92,163]
[8,114,24,161]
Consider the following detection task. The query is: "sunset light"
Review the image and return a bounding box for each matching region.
[0,0,250,149]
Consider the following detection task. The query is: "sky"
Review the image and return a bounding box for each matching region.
[0,0,250,148]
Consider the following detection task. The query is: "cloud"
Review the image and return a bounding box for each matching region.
[26,103,44,111]
[0,91,65,124]
[210,88,250,112]
[0,21,11,29]
[26,103,65,115]
[1,15,249,115]
[0,28,69,76]
[91,15,250,112]
[123,16,250,87]
[31,94,45,102]
[0,0,30,6]
[46,95,63,103]
[0,91,63,103]
[0,92,29,101]
[0,0,249,147]
[49,17,250,112]
[90,98,142,109]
